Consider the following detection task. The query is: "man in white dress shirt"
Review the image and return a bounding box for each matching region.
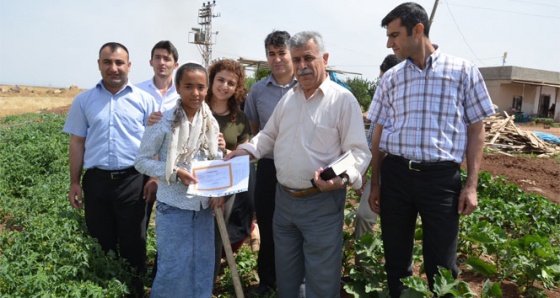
[226,31,371,298]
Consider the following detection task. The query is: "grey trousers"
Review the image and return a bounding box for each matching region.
[274,184,345,298]
[354,183,378,240]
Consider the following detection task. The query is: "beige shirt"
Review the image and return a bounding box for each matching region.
[238,78,371,189]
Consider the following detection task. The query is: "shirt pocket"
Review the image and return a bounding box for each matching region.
[309,124,339,154]
[120,114,144,134]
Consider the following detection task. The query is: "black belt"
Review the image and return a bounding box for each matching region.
[386,154,459,172]
[89,167,139,180]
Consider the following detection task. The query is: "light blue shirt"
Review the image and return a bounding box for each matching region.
[63,80,156,170]
[136,78,179,112]
[367,48,495,163]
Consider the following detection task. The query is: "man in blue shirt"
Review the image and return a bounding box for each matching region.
[63,42,156,296]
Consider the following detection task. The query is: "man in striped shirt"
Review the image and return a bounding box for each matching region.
[366,3,495,297]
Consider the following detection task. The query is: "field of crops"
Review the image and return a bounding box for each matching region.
[1,113,559,297]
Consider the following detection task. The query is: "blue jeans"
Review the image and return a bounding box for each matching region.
[150,202,215,298]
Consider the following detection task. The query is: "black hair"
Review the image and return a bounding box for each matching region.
[99,42,129,57]
[264,30,291,50]
[175,63,207,87]
[151,40,179,62]
[380,54,401,73]
[381,2,430,37]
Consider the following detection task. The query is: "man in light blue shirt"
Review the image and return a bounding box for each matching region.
[63,42,156,296]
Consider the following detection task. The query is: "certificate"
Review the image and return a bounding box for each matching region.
[187,155,250,197]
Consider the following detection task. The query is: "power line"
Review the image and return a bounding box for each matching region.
[446,2,560,19]
[443,1,485,65]
[509,0,560,9]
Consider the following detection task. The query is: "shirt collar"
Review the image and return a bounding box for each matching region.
[405,44,440,71]
[266,74,297,88]
[428,44,441,70]
[292,75,331,99]
[150,77,176,90]
[96,80,133,95]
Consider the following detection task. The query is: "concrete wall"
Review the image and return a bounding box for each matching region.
[486,80,538,115]
[480,66,559,121]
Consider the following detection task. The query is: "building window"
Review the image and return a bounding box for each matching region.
[512,96,522,112]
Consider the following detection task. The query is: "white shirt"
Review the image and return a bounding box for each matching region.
[239,78,371,189]
[136,78,179,112]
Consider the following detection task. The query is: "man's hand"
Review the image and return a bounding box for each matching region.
[223,149,251,161]
[68,183,83,209]
[312,168,346,192]
[457,185,478,215]
[143,177,158,203]
[147,111,163,126]
[368,184,381,215]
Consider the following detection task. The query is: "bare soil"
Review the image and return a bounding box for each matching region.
[478,125,560,205]
[2,85,559,297]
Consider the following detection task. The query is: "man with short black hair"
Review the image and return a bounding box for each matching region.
[64,42,156,296]
[136,40,180,278]
[367,3,495,296]
[137,40,179,113]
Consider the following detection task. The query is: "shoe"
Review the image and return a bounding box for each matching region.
[249,284,273,296]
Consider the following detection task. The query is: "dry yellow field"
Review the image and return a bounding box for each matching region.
[0,85,81,117]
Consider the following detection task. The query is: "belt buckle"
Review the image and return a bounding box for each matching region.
[110,171,124,179]
[408,160,421,171]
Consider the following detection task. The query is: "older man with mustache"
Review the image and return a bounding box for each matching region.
[226,31,370,298]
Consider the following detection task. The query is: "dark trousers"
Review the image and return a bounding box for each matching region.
[254,158,277,287]
[83,168,148,273]
[379,155,461,297]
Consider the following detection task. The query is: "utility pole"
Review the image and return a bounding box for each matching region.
[429,0,439,27]
[189,1,220,67]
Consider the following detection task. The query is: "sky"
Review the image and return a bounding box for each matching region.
[1,0,559,88]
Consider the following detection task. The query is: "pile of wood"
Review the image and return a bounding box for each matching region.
[484,112,560,157]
